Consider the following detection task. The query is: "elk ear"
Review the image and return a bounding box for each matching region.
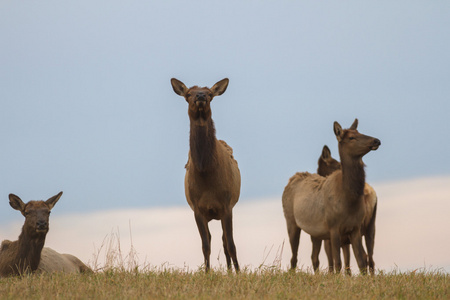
[171,78,188,97]
[211,78,229,97]
[334,121,343,142]
[9,194,26,214]
[45,191,63,210]
[321,145,331,160]
[350,118,358,130]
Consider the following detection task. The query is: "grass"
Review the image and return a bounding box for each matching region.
[0,233,448,299]
[0,268,448,299]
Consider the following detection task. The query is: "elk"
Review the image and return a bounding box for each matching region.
[0,192,91,277]
[282,119,380,274]
[310,145,378,275]
[170,78,241,272]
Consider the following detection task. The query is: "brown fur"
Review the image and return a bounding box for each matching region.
[171,78,241,272]
[282,119,380,274]
[0,192,92,277]
[310,145,378,275]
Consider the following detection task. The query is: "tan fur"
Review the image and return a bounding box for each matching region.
[311,145,378,275]
[0,192,91,277]
[362,185,377,228]
[38,248,91,274]
[282,119,380,274]
[171,78,241,272]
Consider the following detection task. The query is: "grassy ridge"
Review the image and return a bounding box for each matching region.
[0,268,448,299]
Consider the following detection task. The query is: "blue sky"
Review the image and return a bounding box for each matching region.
[1,1,450,223]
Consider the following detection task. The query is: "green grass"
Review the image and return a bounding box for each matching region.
[0,267,448,299]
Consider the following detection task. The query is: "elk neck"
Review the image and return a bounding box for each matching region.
[15,227,47,272]
[189,117,217,173]
[339,153,366,203]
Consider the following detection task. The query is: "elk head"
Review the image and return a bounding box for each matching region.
[334,119,381,158]
[171,78,229,125]
[317,145,341,176]
[9,192,63,237]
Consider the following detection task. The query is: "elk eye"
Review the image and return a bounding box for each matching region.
[186,93,191,98]
[349,137,356,140]
[208,93,213,98]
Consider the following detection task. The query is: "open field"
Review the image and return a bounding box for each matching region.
[0,268,448,299]
[1,232,448,299]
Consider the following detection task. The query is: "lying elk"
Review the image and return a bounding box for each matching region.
[282,119,380,274]
[311,145,378,275]
[171,78,241,272]
[0,192,91,277]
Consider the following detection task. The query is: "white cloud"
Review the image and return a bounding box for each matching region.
[1,176,449,273]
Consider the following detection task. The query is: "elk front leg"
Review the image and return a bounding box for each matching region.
[195,213,211,272]
[330,230,342,273]
[350,229,367,275]
[365,203,377,275]
[221,212,239,272]
[324,240,334,273]
[222,232,231,270]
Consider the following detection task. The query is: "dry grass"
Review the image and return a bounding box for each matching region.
[0,232,448,299]
[0,268,448,299]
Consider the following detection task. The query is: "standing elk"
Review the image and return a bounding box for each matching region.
[170,78,241,272]
[282,119,380,274]
[311,145,378,275]
[0,192,91,277]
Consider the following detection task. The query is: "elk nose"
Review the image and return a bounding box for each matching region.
[36,220,47,229]
[373,139,381,146]
[196,93,206,101]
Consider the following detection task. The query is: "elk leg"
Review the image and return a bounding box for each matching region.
[330,230,342,273]
[349,229,367,275]
[365,203,377,275]
[194,213,211,272]
[310,236,322,273]
[221,212,239,272]
[324,240,334,273]
[287,221,301,270]
[365,234,375,275]
[365,236,375,275]
[222,232,231,270]
[342,244,352,276]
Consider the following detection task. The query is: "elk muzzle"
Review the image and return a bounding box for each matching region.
[36,220,48,232]
[371,139,381,150]
[195,93,207,109]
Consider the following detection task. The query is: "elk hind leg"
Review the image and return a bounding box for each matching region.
[310,236,322,273]
[287,221,301,270]
[365,233,375,275]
